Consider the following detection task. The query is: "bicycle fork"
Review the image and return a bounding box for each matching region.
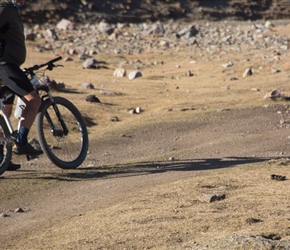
[43,90,69,137]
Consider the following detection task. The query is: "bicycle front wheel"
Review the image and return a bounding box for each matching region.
[36,97,89,169]
[0,116,12,175]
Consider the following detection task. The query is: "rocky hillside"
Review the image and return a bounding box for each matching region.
[21,0,290,25]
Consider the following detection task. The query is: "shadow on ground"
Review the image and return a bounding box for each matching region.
[3,155,287,181]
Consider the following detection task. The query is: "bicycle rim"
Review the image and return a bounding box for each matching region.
[36,97,89,169]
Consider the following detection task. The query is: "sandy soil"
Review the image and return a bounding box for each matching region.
[1,21,290,249]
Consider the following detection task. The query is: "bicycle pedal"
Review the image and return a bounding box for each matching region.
[26,154,39,161]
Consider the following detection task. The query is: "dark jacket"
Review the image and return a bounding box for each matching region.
[0,1,26,66]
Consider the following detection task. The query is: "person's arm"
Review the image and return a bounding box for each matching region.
[0,7,9,59]
[0,22,10,34]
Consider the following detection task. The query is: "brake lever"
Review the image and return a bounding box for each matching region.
[46,63,63,71]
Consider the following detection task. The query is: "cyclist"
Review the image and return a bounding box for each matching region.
[0,0,43,171]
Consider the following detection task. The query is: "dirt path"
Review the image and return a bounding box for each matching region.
[1,105,290,249]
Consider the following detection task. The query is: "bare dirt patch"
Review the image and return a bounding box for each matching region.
[1,21,290,249]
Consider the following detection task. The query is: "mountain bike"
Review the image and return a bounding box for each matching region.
[0,56,89,175]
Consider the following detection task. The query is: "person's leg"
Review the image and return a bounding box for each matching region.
[16,91,41,147]
[0,63,43,155]
[18,91,41,129]
[4,103,12,117]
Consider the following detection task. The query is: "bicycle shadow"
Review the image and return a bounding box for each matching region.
[4,155,286,181]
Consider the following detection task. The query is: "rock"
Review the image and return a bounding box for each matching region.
[263,89,285,100]
[135,107,142,113]
[113,68,126,77]
[63,57,73,62]
[271,68,280,73]
[14,207,24,213]
[109,116,119,122]
[265,20,274,28]
[178,25,199,38]
[198,193,226,203]
[271,174,286,181]
[128,71,142,80]
[243,68,253,77]
[82,82,94,89]
[150,23,165,36]
[0,213,9,218]
[98,21,115,35]
[159,40,169,47]
[221,61,234,68]
[83,58,99,69]
[128,107,143,114]
[56,18,74,30]
[44,28,58,42]
[184,70,194,77]
[74,46,87,55]
[86,95,100,103]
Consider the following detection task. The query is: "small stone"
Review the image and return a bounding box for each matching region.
[14,207,24,213]
[74,46,87,55]
[113,68,126,77]
[129,109,136,114]
[63,57,73,62]
[198,193,226,203]
[83,58,99,69]
[56,18,74,30]
[221,61,234,68]
[128,71,142,80]
[243,68,253,77]
[271,174,286,181]
[251,88,260,91]
[265,20,274,28]
[44,28,58,42]
[184,70,193,77]
[135,107,142,113]
[245,217,262,224]
[263,89,285,100]
[0,213,9,218]
[86,95,100,103]
[109,116,119,122]
[82,83,94,89]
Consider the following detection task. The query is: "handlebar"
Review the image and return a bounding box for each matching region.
[23,56,63,75]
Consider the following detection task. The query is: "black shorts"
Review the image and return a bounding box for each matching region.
[0,62,34,104]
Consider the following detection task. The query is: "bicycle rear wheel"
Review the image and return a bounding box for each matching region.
[36,97,89,169]
[0,116,12,175]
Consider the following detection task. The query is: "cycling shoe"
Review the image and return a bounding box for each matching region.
[13,143,43,155]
